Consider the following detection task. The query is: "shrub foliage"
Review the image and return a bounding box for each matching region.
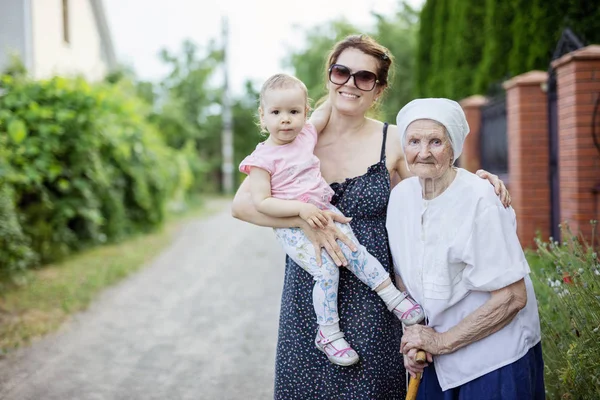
[530,222,600,399]
[0,75,191,275]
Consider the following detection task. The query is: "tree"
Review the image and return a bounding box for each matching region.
[452,0,487,98]
[474,0,514,95]
[440,0,464,97]
[371,3,419,122]
[565,0,600,46]
[427,0,450,97]
[104,64,157,106]
[232,81,262,187]
[414,0,436,97]
[153,39,224,192]
[417,0,600,100]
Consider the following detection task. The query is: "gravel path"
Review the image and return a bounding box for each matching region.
[0,200,285,400]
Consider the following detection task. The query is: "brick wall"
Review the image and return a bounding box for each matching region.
[552,45,600,244]
[460,45,600,248]
[503,71,551,248]
[459,95,487,173]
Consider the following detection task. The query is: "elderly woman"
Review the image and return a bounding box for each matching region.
[386,98,545,399]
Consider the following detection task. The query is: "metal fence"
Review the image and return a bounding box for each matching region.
[480,96,508,180]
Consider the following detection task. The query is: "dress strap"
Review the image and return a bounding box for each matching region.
[380,122,389,161]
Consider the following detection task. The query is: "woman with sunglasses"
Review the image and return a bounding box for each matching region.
[232,34,510,399]
[239,73,425,368]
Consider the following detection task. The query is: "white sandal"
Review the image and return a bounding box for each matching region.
[315,330,359,367]
[387,291,425,326]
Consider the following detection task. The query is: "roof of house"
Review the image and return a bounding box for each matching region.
[90,0,117,69]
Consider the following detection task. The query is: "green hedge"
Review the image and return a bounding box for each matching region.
[415,0,600,99]
[474,0,514,95]
[0,75,191,275]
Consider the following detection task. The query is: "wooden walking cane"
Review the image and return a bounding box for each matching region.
[405,350,427,400]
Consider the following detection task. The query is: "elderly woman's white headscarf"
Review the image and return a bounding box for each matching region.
[396,98,470,163]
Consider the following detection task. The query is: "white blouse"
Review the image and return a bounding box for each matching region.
[386,168,541,391]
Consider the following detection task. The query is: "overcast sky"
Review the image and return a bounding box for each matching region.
[103,0,424,94]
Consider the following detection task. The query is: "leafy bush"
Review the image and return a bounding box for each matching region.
[529,222,600,399]
[0,182,38,277]
[0,74,191,273]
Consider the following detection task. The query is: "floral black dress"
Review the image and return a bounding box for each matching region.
[274,124,406,399]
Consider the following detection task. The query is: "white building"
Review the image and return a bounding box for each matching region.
[0,0,116,81]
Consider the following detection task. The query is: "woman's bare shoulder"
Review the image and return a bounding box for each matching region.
[385,123,399,140]
[363,119,403,166]
[384,123,403,160]
[384,123,413,180]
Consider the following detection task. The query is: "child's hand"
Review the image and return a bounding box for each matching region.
[299,204,329,229]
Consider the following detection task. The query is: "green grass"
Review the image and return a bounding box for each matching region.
[0,196,228,354]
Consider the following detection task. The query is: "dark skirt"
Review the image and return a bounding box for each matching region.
[417,342,546,400]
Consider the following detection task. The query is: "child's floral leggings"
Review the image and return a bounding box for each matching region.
[274,206,390,326]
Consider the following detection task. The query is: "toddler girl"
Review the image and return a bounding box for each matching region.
[239,73,423,366]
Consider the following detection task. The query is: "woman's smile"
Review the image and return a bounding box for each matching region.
[339,91,360,99]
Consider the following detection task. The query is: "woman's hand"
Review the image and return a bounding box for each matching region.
[403,348,433,379]
[301,213,356,267]
[476,169,511,208]
[401,324,446,356]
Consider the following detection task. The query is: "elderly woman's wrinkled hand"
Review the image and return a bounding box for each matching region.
[401,324,446,356]
[403,347,433,378]
[301,212,356,267]
[476,169,511,208]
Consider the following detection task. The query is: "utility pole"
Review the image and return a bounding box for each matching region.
[221,15,234,194]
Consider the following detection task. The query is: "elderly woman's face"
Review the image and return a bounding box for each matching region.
[404,119,453,179]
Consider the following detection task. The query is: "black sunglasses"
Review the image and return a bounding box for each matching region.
[328,64,379,92]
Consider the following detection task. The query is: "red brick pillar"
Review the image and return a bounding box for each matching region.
[459,95,487,173]
[502,71,550,248]
[552,45,600,244]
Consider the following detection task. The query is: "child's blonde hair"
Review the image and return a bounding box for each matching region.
[259,73,310,109]
[257,73,311,134]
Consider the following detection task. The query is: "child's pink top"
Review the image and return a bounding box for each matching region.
[239,122,334,209]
